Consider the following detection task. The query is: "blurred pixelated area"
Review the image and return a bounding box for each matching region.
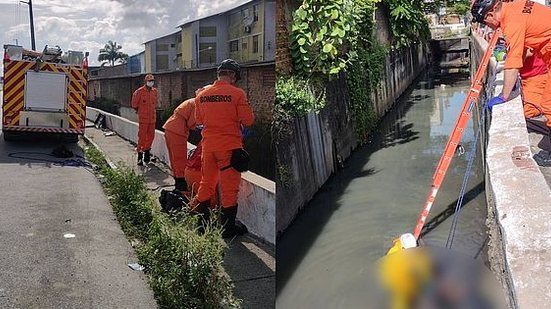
[374,246,507,309]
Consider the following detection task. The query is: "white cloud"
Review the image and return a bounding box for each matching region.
[0,0,250,71]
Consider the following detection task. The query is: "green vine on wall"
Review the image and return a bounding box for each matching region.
[273,76,325,142]
[347,43,387,141]
[290,0,358,78]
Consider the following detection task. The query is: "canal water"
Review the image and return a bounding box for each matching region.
[276,72,488,308]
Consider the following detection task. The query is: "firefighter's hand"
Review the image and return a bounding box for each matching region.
[487,94,506,111]
[133,108,138,113]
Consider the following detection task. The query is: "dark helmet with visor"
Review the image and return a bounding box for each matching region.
[471,0,497,24]
[217,59,241,81]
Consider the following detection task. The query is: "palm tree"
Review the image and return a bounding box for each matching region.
[98,40,128,66]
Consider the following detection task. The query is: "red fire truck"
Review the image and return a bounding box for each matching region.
[2,44,88,142]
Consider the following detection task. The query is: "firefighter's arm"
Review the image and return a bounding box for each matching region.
[503,22,525,71]
[501,23,524,100]
[502,68,520,100]
[237,91,255,127]
[184,100,197,129]
[194,97,203,125]
[131,90,140,112]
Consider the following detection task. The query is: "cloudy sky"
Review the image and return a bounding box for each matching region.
[0,0,249,70]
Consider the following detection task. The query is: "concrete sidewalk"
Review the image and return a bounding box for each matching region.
[84,125,275,309]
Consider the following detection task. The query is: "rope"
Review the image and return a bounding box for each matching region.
[445,101,487,249]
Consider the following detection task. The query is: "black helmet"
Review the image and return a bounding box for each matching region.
[217,59,241,81]
[471,0,497,24]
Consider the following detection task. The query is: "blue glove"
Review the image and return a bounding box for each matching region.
[487,94,506,111]
[241,127,253,138]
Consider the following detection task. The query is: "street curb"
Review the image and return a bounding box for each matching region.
[82,133,118,170]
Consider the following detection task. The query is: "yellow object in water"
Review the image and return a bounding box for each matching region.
[379,239,432,309]
[386,238,403,256]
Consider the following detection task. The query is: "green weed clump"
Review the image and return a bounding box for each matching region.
[84,145,240,308]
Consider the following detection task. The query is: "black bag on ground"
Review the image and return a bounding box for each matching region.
[221,148,250,173]
[159,189,190,213]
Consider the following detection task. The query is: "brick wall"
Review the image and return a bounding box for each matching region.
[89,64,128,79]
[276,0,294,75]
[246,65,275,123]
[87,63,275,122]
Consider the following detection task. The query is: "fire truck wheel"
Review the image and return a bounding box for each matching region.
[2,131,20,142]
[62,134,79,143]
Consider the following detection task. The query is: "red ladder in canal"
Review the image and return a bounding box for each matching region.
[412,31,500,240]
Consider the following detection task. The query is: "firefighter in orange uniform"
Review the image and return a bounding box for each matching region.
[162,85,211,193]
[131,74,157,166]
[190,59,255,238]
[163,98,196,192]
[471,0,551,166]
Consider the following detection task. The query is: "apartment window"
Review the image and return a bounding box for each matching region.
[242,40,248,50]
[199,43,216,64]
[157,43,169,52]
[200,26,217,37]
[170,43,175,48]
[253,5,259,21]
[229,40,239,52]
[156,55,169,71]
[253,35,259,53]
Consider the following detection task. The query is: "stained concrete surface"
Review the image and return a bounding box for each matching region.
[486,77,551,307]
[84,125,275,309]
[0,133,157,307]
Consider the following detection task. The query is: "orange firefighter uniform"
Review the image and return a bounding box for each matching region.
[163,98,196,178]
[519,52,548,118]
[194,79,255,208]
[500,0,551,126]
[131,76,157,153]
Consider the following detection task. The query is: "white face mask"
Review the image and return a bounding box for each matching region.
[146,81,154,87]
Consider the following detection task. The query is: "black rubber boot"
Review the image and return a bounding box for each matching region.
[144,149,151,163]
[137,152,144,166]
[221,205,248,238]
[194,201,211,234]
[174,177,187,192]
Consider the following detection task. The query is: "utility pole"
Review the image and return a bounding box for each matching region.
[20,0,36,50]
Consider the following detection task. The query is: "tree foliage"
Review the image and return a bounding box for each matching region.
[290,0,359,78]
[384,0,431,49]
[98,40,128,66]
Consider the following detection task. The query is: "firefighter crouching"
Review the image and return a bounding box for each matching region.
[190,59,255,238]
[131,74,157,166]
[162,85,210,193]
